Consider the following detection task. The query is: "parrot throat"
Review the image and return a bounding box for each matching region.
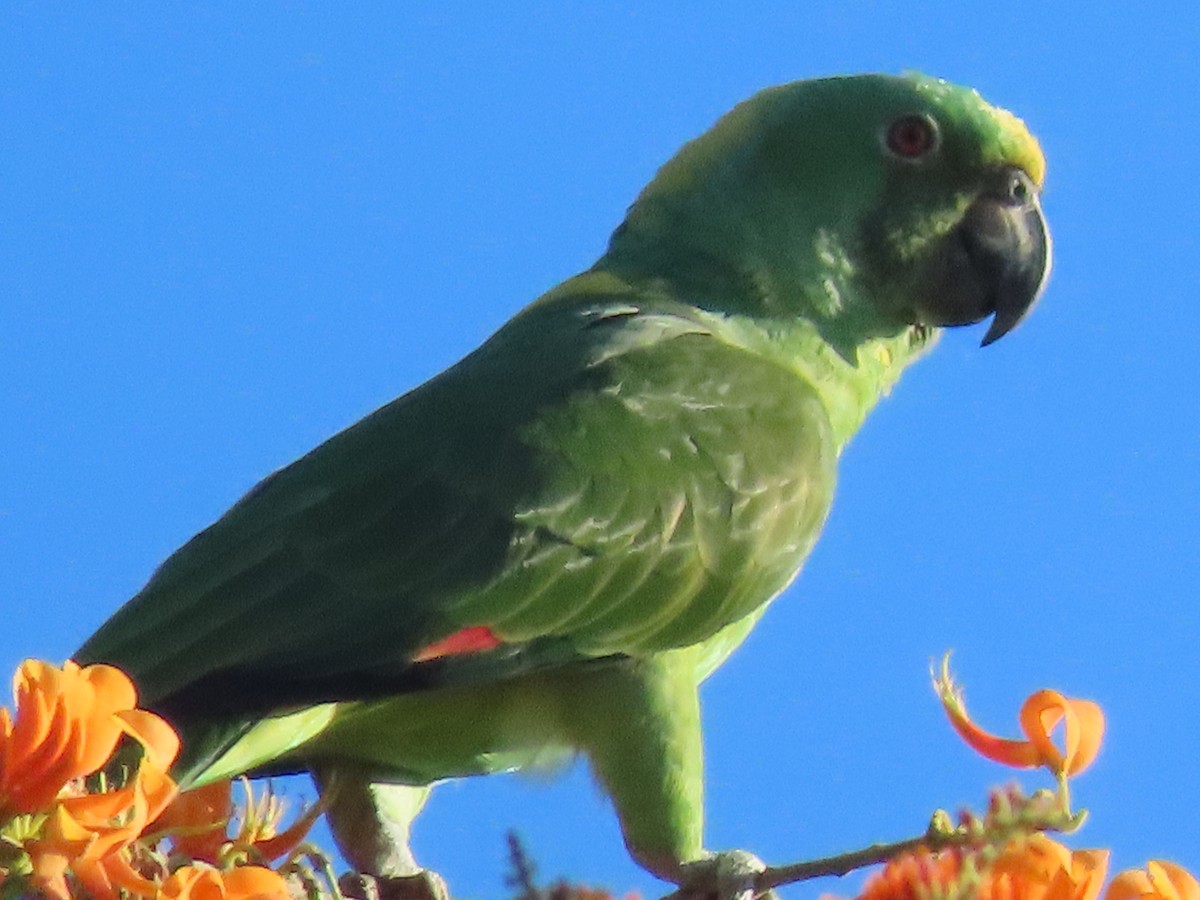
[697,306,936,451]
[598,234,938,452]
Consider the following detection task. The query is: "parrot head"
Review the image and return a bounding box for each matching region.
[606,72,1051,348]
[850,74,1051,346]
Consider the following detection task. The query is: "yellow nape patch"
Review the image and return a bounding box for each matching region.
[989,104,1046,188]
[910,73,1046,188]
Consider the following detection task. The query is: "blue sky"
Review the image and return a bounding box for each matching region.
[3,4,1198,898]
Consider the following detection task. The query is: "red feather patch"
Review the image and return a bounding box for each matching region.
[412,626,503,662]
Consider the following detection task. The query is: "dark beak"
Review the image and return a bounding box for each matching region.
[915,167,1051,346]
[962,167,1052,346]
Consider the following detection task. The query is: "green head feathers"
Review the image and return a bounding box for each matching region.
[604,72,1050,348]
[906,72,1045,187]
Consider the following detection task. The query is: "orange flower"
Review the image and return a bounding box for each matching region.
[986,835,1108,900]
[846,845,964,900]
[1107,861,1199,900]
[0,659,180,815]
[934,657,1104,778]
[231,779,321,864]
[840,837,1107,900]
[28,763,179,900]
[157,864,292,900]
[153,780,236,864]
[155,779,320,867]
[0,660,181,900]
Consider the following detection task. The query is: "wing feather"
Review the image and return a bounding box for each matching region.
[78,285,835,733]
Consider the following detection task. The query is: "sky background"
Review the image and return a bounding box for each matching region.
[3,4,1198,898]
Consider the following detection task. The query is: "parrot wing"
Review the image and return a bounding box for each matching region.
[78,281,834,730]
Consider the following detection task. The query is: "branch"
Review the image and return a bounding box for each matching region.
[755,834,929,892]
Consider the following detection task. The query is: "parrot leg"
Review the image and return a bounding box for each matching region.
[564,652,705,878]
[564,652,775,898]
[315,769,448,900]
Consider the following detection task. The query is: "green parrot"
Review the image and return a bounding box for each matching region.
[77,73,1050,897]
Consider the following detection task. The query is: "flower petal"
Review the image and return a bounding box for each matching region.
[6,668,74,810]
[1019,691,1105,777]
[1110,862,1200,900]
[1063,700,1104,776]
[116,708,182,772]
[159,864,292,900]
[986,837,1108,900]
[75,849,161,900]
[153,780,234,863]
[246,796,323,863]
[1045,847,1108,900]
[70,664,136,777]
[934,657,1042,769]
[157,865,216,900]
[222,866,293,900]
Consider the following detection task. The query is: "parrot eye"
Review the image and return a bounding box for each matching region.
[885,114,939,159]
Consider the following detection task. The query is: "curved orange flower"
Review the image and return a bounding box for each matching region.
[0,659,180,816]
[1107,861,1199,900]
[157,864,292,900]
[934,657,1104,777]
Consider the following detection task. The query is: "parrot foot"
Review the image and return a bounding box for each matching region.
[317,773,444,899]
[667,851,777,900]
[338,870,450,900]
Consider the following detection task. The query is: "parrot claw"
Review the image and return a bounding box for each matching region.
[667,850,777,900]
[338,870,450,900]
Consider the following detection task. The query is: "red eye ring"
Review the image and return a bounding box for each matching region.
[885,114,939,159]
